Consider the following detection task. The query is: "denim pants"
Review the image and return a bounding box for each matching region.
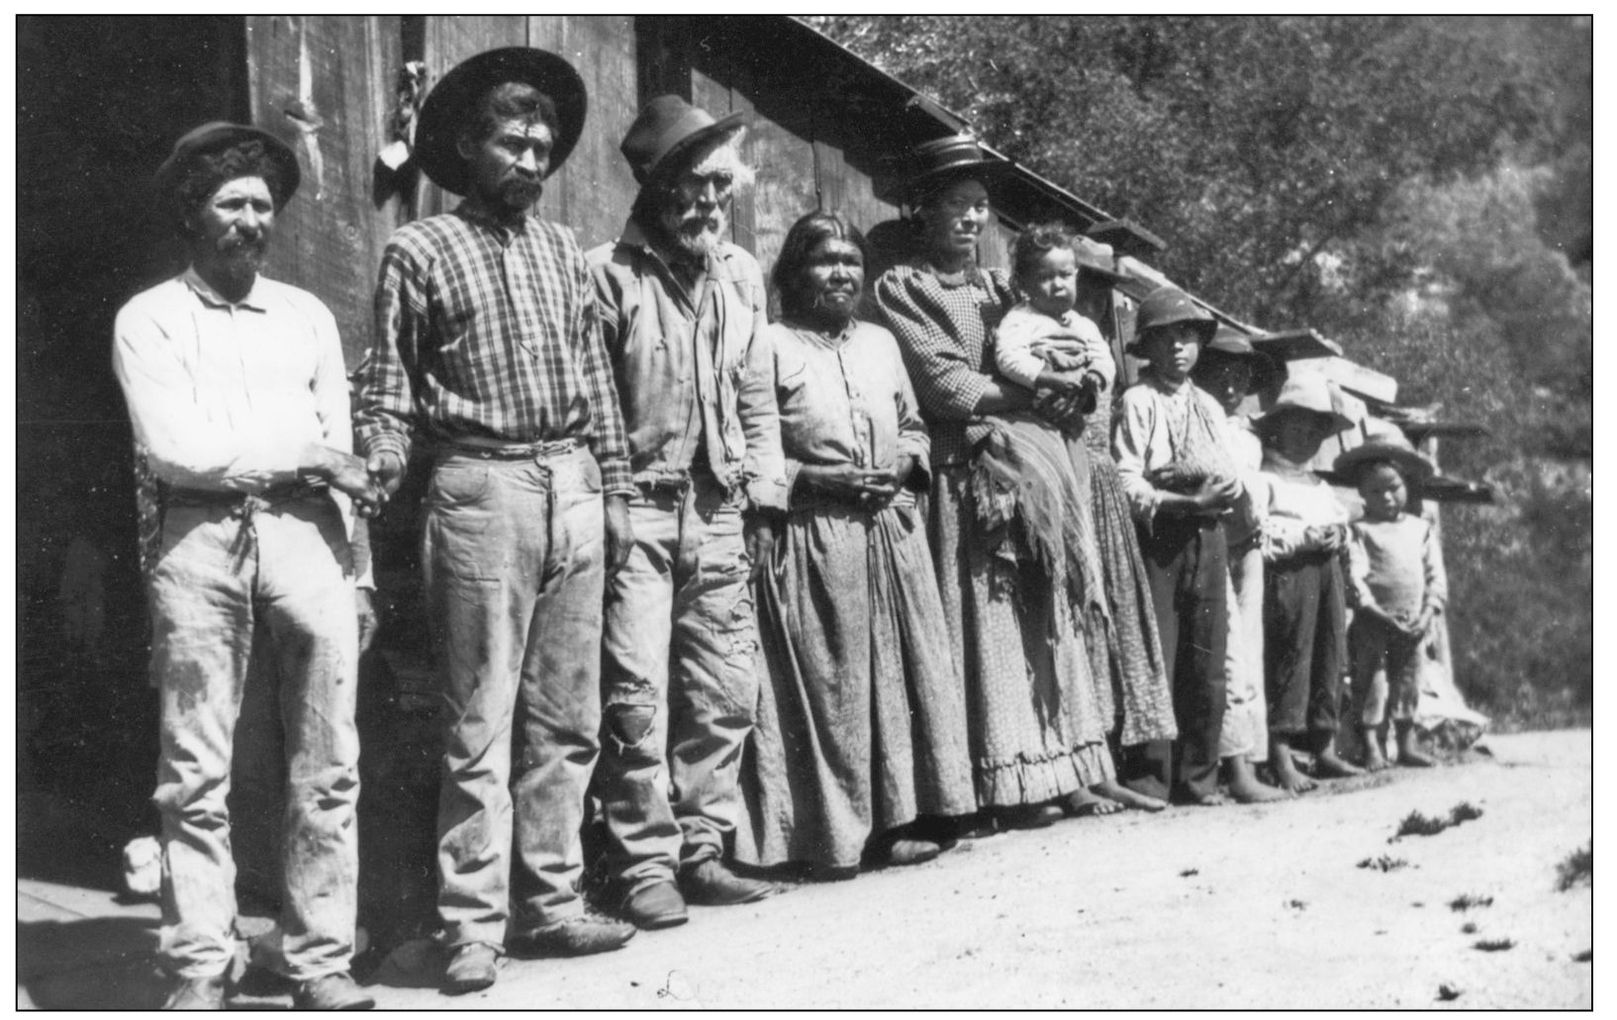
[597,471,759,892]
[1264,551,1348,738]
[424,446,605,949]
[1136,515,1228,798]
[148,495,359,981]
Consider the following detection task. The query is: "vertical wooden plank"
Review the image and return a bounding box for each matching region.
[416,15,529,220]
[527,15,641,251]
[245,15,403,368]
[978,216,1013,273]
[634,16,691,107]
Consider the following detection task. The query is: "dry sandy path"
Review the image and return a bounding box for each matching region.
[366,729,1591,1010]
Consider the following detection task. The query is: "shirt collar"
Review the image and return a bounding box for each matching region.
[182,266,268,312]
[454,200,531,241]
[1143,368,1193,398]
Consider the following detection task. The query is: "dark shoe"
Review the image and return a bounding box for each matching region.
[292,972,374,1010]
[886,838,941,866]
[620,880,689,930]
[808,862,860,882]
[162,975,226,1010]
[994,804,1062,830]
[509,913,636,957]
[441,943,499,996]
[679,859,777,906]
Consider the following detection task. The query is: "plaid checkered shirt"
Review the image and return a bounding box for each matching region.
[356,205,634,497]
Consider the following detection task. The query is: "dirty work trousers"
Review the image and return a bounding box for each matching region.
[1134,515,1228,799]
[597,471,759,893]
[424,445,605,950]
[1348,613,1423,727]
[1219,540,1269,762]
[1264,550,1348,739]
[148,494,359,981]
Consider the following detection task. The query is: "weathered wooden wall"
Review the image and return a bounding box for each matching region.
[245,16,403,367]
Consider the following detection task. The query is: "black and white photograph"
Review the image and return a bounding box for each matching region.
[15,13,1593,1010]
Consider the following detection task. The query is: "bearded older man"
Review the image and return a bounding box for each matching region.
[113,123,379,1010]
[588,96,789,929]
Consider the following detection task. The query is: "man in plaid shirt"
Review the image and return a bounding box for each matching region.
[354,48,636,993]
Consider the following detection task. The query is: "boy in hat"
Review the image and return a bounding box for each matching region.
[1254,372,1364,791]
[1336,430,1446,770]
[1192,331,1289,803]
[587,95,788,928]
[1113,287,1243,805]
[115,122,378,1010]
[355,47,637,994]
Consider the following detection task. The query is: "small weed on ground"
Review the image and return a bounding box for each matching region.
[1390,803,1486,842]
[1573,949,1592,963]
[1472,938,1515,952]
[1460,922,1478,934]
[1448,893,1494,911]
[1178,868,1198,878]
[1437,984,1462,1001]
[1358,855,1409,872]
[1286,899,1307,910]
[1555,842,1591,892]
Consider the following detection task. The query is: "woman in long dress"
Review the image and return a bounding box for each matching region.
[738,211,975,879]
[872,136,1137,829]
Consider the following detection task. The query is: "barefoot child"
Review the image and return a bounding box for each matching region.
[1254,374,1363,792]
[1113,287,1243,806]
[1191,333,1288,804]
[1335,432,1445,770]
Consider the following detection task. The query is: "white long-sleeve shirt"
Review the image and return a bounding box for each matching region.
[113,267,351,493]
[993,304,1116,393]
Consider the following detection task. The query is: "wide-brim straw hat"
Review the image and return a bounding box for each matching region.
[621,94,748,187]
[1333,430,1435,486]
[1125,286,1218,356]
[902,133,1011,205]
[154,122,300,211]
[414,47,587,195]
[1073,236,1128,285]
[1256,373,1354,434]
[1194,326,1284,392]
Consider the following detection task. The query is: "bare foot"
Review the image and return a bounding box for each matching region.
[1269,744,1317,793]
[1062,787,1124,817]
[1176,788,1229,807]
[1314,750,1365,778]
[1092,779,1167,812]
[1396,746,1437,768]
[1225,757,1290,803]
[1363,748,1393,772]
[1120,774,1171,803]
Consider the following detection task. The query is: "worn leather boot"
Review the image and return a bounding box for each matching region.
[162,975,226,1010]
[291,971,374,1010]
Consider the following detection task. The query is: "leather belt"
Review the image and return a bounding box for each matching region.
[442,436,582,461]
[163,480,326,508]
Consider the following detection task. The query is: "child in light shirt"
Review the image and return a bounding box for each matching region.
[1335,434,1446,770]
[1255,372,1364,792]
[994,224,1113,416]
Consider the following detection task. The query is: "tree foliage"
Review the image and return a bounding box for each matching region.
[813,15,1592,726]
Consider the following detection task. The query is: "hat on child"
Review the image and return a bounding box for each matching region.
[1194,326,1284,394]
[1256,373,1354,434]
[1333,420,1435,486]
[1125,286,1218,356]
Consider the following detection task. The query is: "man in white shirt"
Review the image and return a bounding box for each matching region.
[113,122,378,1011]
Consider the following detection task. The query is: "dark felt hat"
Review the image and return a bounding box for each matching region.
[1194,326,1284,392]
[1333,430,1435,486]
[620,95,748,187]
[1072,237,1128,284]
[1126,286,1218,355]
[154,122,300,210]
[902,133,1010,203]
[414,47,587,195]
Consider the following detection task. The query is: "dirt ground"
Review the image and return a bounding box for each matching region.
[344,729,1590,1010]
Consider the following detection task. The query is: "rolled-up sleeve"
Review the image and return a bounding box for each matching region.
[355,241,423,465]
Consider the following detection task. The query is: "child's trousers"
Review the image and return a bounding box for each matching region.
[1264,550,1347,739]
[1348,614,1423,726]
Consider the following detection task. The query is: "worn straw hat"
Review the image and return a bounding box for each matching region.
[1072,236,1128,284]
[1125,286,1218,355]
[620,94,748,187]
[414,47,587,195]
[1256,373,1354,434]
[1333,427,1435,486]
[154,122,300,211]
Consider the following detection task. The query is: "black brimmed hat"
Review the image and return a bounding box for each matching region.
[1195,326,1284,393]
[414,47,587,195]
[620,95,748,187]
[154,122,300,210]
[902,134,1010,204]
[1126,286,1218,355]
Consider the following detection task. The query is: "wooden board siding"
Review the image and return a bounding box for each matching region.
[245,16,402,368]
[527,15,641,251]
